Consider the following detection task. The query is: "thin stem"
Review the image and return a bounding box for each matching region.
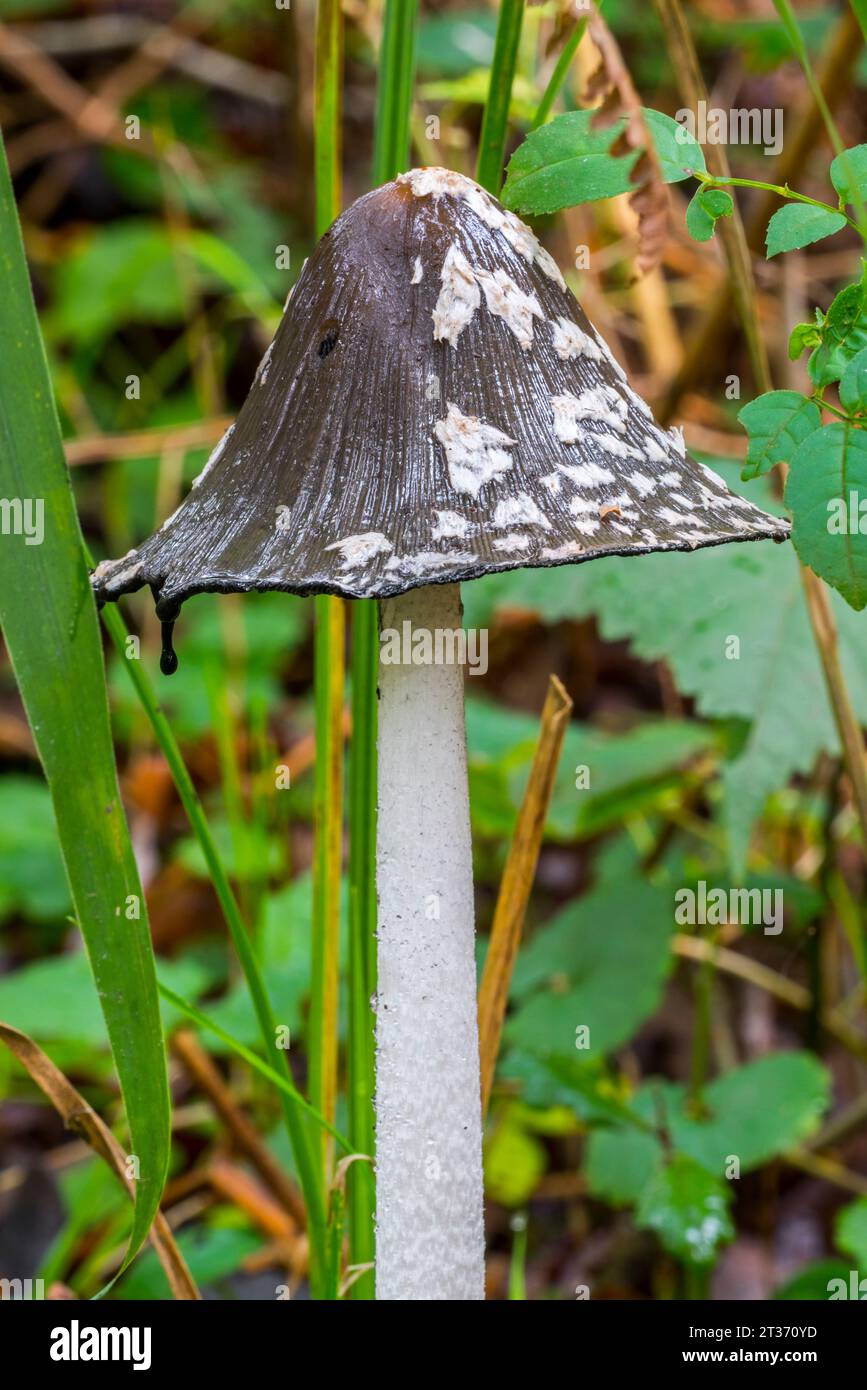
[530,17,587,130]
[476,0,526,194]
[694,169,861,241]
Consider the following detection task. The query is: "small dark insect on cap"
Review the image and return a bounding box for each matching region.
[91,167,789,619]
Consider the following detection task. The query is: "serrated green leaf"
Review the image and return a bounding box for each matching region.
[765,203,847,258]
[830,143,867,207]
[0,129,169,1273]
[587,1053,829,1206]
[737,390,821,479]
[636,1155,734,1266]
[505,843,674,1061]
[685,186,733,242]
[808,273,867,387]
[463,464,867,873]
[502,108,706,215]
[839,345,867,414]
[785,421,867,610]
[788,313,824,361]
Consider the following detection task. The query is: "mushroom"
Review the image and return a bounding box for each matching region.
[92,167,789,1301]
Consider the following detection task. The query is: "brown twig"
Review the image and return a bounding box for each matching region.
[171,1028,306,1228]
[478,674,573,1117]
[0,1021,200,1300]
[64,416,232,467]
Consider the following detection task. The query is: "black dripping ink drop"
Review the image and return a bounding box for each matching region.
[160,620,178,676]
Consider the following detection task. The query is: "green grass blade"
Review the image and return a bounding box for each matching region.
[530,17,588,130]
[157,983,352,1152]
[348,0,421,1300]
[95,596,327,1290]
[476,0,526,194]
[0,128,169,1271]
[372,0,419,184]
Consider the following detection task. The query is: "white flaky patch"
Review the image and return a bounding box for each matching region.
[493,532,531,552]
[92,550,141,586]
[559,460,616,488]
[275,505,292,532]
[671,492,696,509]
[432,509,472,541]
[550,316,604,361]
[491,493,551,530]
[475,267,543,349]
[550,386,627,443]
[397,167,566,289]
[326,532,393,571]
[569,494,601,515]
[540,472,561,494]
[574,516,601,536]
[644,436,670,464]
[542,541,583,560]
[631,472,658,496]
[669,425,687,458]
[192,423,235,489]
[384,550,476,578]
[599,436,643,461]
[255,338,275,385]
[625,385,654,419]
[433,245,480,348]
[659,470,683,487]
[434,402,516,497]
[659,507,690,527]
[411,256,424,285]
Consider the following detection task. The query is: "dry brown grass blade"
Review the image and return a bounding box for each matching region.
[0,1021,201,1300]
[585,10,669,276]
[477,675,573,1118]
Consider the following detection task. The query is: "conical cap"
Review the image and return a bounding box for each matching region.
[92,167,788,615]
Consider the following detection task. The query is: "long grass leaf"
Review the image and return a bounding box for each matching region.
[476,0,526,194]
[0,128,169,1273]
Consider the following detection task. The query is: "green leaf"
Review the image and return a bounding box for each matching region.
[685,187,733,242]
[505,843,674,1061]
[636,1155,734,1266]
[785,421,867,610]
[0,777,69,923]
[788,312,824,361]
[587,1053,829,1204]
[830,143,867,207]
[775,1259,852,1300]
[464,464,867,872]
[765,203,847,257]
[737,390,821,479]
[839,344,867,414]
[0,129,169,1272]
[502,108,706,215]
[808,272,867,387]
[835,1198,867,1267]
[484,1112,547,1207]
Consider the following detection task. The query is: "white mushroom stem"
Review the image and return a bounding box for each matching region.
[374,582,485,1300]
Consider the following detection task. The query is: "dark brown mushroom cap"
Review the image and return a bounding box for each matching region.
[91,167,789,615]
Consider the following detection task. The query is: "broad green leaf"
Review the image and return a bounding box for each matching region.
[808,271,867,387]
[839,344,867,414]
[737,390,821,479]
[0,130,169,1270]
[466,697,714,844]
[785,422,867,610]
[501,108,706,215]
[775,1259,852,1300]
[0,777,69,923]
[505,844,674,1061]
[586,1053,829,1204]
[830,143,867,207]
[835,1198,867,1268]
[464,464,867,873]
[685,186,733,242]
[636,1155,734,1266]
[765,203,847,257]
[113,1226,261,1300]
